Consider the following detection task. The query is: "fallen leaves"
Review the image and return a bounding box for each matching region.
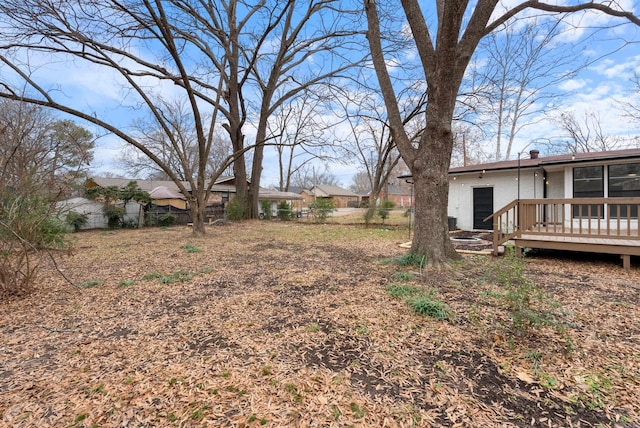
[0,223,639,427]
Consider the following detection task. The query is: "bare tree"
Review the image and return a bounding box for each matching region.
[472,19,584,161]
[350,170,371,194]
[451,122,490,167]
[244,1,365,218]
[620,72,640,124]
[290,165,340,189]
[552,111,625,153]
[268,92,334,192]
[0,0,238,234]
[118,99,232,180]
[364,0,640,267]
[334,83,426,207]
[0,0,362,232]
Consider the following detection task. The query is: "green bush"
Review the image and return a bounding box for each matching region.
[121,218,138,229]
[260,200,272,220]
[309,198,334,223]
[226,197,245,221]
[66,211,89,232]
[38,217,69,249]
[1,193,69,297]
[103,205,125,229]
[157,213,176,227]
[378,199,395,222]
[144,212,157,227]
[277,201,293,221]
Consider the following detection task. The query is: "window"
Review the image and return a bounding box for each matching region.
[608,163,640,218]
[573,166,603,218]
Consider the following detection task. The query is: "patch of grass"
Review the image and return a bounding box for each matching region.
[387,284,421,299]
[285,383,303,403]
[350,402,366,419]
[118,279,136,288]
[539,372,558,389]
[160,269,195,284]
[355,323,369,336]
[261,365,272,376]
[88,384,106,395]
[181,243,203,253]
[305,323,321,333]
[332,406,342,420]
[390,253,427,268]
[407,294,453,320]
[167,413,178,422]
[78,280,103,289]
[483,250,566,337]
[191,405,208,421]
[393,271,417,281]
[71,413,87,427]
[142,272,163,281]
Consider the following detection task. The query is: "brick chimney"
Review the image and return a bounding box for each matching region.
[529,149,540,159]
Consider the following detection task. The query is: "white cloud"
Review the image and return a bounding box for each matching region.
[590,55,640,80]
[558,78,588,91]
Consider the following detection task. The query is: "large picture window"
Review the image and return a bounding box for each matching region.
[608,163,640,218]
[573,166,603,218]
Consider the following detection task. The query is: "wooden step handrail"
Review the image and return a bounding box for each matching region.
[484,199,520,255]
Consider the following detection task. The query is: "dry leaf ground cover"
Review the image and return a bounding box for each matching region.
[1,220,639,427]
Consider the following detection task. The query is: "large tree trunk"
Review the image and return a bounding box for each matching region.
[248,144,263,219]
[189,195,206,236]
[411,121,460,266]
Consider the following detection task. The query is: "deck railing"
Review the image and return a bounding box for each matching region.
[485,197,640,255]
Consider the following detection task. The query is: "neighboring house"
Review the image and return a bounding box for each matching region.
[88,177,237,206]
[81,177,305,227]
[257,188,304,218]
[285,186,306,210]
[383,183,414,208]
[447,148,640,231]
[149,186,187,210]
[302,185,359,208]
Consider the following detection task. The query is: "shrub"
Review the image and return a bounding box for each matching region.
[157,213,176,227]
[1,193,69,297]
[103,205,125,229]
[309,198,334,223]
[226,197,245,221]
[66,211,89,232]
[260,200,272,220]
[483,249,563,336]
[277,201,293,221]
[378,199,395,222]
[121,218,138,229]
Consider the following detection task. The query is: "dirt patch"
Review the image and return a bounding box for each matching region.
[0,223,638,427]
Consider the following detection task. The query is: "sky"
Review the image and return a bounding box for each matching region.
[2,1,640,189]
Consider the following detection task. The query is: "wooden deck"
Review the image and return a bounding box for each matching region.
[487,198,640,269]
